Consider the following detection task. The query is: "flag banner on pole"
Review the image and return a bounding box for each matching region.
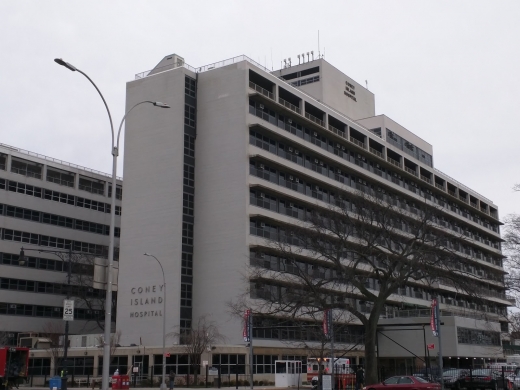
[243,309,251,342]
[431,299,439,337]
[323,309,331,339]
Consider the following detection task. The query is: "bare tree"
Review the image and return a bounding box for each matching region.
[0,330,12,346]
[234,189,485,384]
[41,322,65,376]
[170,316,225,385]
[96,330,122,369]
[68,253,117,332]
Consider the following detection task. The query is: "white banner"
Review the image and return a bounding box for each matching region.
[63,299,74,321]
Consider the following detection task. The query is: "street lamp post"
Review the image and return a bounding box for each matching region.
[19,246,82,390]
[54,58,169,390]
[144,253,167,390]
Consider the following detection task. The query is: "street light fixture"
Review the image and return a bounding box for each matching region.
[54,58,169,390]
[19,246,86,390]
[143,253,167,390]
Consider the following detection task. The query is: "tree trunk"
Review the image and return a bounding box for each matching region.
[364,316,380,385]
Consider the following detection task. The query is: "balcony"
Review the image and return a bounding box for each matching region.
[305,112,325,128]
[507,295,516,305]
[328,124,345,138]
[249,81,274,100]
[278,97,300,114]
[369,147,383,159]
[420,175,432,184]
[435,182,445,191]
[349,136,366,149]
[401,166,415,177]
[448,190,457,197]
[387,156,401,168]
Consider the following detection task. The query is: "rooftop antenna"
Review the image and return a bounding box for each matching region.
[307,52,310,62]
[365,80,368,90]
[288,58,291,67]
[323,47,325,59]
[311,51,314,60]
[302,53,305,63]
[297,54,301,65]
[283,59,287,68]
[318,30,321,59]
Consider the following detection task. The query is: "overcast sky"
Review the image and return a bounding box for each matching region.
[1,1,519,220]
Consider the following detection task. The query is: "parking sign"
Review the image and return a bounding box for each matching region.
[63,299,74,321]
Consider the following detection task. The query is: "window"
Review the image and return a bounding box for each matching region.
[184,135,195,157]
[384,378,399,385]
[399,377,414,384]
[183,193,194,216]
[184,104,196,128]
[98,356,127,376]
[46,168,75,187]
[108,185,123,200]
[253,355,278,374]
[28,358,51,376]
[212,354,246,374]
[185,76,196,98]
[79,177,105,195]
[183,165,195,188]
[180,283,192,307]
[457,327,500,346]
[182,223,193,246]
[11,158,42,179]
[181,253,192,276]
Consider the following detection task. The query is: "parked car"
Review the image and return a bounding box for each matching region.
[443,369,469,389]
[366,375,441,390]
[455,369,511,390]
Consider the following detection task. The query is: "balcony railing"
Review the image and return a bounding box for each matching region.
[386,308,495,322]
[249,81,275,100]
[278,98,301,114]
[305,112,325,128]
[420,175,432,184]
[46,176,74,188]
[386,156,401,168]
[369,147,383,159]
[448,190,457,197]
[435,182,445,191]
[328,124,345,138]
[404,166,417,176]
[349,137,366,149]
[470,201,478,209]
[11,166,42,179]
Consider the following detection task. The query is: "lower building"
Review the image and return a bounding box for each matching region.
[0,142,121,343]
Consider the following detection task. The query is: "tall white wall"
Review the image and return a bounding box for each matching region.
[191,62,250,345]
[117,68,187,347]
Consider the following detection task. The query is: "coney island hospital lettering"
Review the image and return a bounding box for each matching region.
[129,284,164,318]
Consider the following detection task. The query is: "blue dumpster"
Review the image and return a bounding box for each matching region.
[49,376,62,390]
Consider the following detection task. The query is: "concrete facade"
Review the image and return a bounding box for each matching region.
[116,54,507,366]
[0,143,121,342]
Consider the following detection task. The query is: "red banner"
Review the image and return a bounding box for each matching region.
[323,309,331,338]
[243,309,251,342]
[431,299,439,337]
[427,344,435,350]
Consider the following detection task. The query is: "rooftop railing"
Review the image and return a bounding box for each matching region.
[0,142,121,181]
[248,81,275,100]
[435,167,493,204]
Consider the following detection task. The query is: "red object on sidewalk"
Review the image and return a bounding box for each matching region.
[112,375,130,390]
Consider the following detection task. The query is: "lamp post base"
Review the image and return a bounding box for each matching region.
[160,382,167,390]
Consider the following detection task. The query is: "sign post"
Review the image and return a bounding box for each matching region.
[63,300,74,321]
[431,298,444,389]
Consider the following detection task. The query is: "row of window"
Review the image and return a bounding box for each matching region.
[249,188,504,277]
[0,228,118,259]
[457,327,500,346]
[0,276,104,298]
[248,101,499,230]
[0,203,120,237]
[8,157,123,199]
[0,179,122,216]
[0,301,102,319]
[386,129,432,166]
[249,161,503,267]
[1,252,98,275]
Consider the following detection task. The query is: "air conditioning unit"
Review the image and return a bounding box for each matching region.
[295,178,300,183]
[259,164,264,169]
[289,203,294,208]
[337,169,341,174]
[288,147,293,152]
[288,119,293,124]
[314,158,319,164]
[9,304,16,309]
[260,222,265,228]
[336,144,341,148]
[341,146,345,150]
[313,132,318,136]
[315,185,320,190]
[260,193,265,198]
[319,161,324,166]
[259,104,264,109]
[54,307,60,312]
[289,175,294,180]
[295,150,299,155]
[258,253,265,258]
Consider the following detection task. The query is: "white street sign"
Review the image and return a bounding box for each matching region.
[63,299,74,321]
[202,361,208,367]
